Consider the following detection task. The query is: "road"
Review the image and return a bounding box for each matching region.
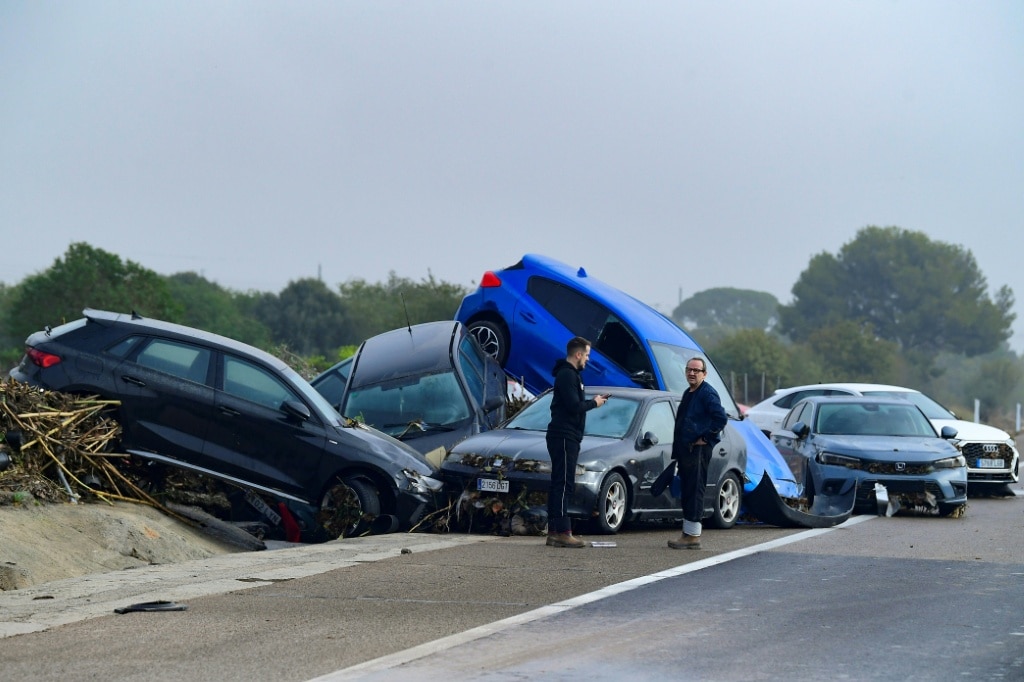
[1,487,1022,681]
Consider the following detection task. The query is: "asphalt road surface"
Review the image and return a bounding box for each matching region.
[1,486,1022,682]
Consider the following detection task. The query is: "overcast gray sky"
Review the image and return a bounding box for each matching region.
[2,1,1022,350]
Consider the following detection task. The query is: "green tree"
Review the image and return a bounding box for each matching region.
[165,272,272,348]
[780,227,1015,362]
[0,283,22,370]
[339,272,467,344]
[260,278,351,356]
[803,320,901,384]
[673,288,780,332]
[962,355,1024,422]
[711,329,791,381]
[709,329,795,404]
[6,243,182,342]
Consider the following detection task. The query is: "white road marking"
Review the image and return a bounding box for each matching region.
[308,515,875,681]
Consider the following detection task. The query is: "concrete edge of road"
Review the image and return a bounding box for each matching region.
[0,533,499,639]
[308,515,878,681]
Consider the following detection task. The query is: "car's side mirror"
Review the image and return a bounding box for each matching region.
[639,431,659,448]
[483,393,505,412]
[282,400,311,422]
[940,425,958,440]
[630,370,657,389]
[792,421,810,438]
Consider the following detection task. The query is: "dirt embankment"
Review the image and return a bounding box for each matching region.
[0,496,242,591]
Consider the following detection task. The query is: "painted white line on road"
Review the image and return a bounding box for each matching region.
[309,515,875,681]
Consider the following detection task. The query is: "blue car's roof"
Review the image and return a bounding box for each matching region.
[513,254,701,349]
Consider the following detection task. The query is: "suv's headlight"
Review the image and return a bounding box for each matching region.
[933,455,966,469]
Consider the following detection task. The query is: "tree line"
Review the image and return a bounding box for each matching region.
[2,227,1020,426]
[674,226,1020,424]
[0,242,468,374]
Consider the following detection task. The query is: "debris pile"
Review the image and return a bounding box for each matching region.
[0,378,139,505]
[0,379,225,528]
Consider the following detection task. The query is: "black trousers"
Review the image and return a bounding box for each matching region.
[677,443,713,524]
[546,434,579,534]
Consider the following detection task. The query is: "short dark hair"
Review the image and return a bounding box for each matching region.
[687,356,707,372]
[567,336,591,356]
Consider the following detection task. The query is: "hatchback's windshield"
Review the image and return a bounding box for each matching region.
[816,402,937,437]
[649,342,739,417]
[343,370,471,438]
[505,393,641,439]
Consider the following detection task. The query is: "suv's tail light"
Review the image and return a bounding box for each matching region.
[26,347,62,368]
[479,271,502,288]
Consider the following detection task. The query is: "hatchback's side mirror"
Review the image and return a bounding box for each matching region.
[483,393,505,412]
[792,421,810,438]
[940,425,958,440]
[282,400,311,422]
[639,431,659,448]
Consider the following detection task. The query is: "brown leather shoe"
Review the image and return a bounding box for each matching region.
[546,532,586,548]
[667,534,701,550]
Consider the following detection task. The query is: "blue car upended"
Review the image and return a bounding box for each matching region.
[455,253,799,500]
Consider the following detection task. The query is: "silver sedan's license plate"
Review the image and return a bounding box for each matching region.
[976,458,1003,468]
[477,478,509,493]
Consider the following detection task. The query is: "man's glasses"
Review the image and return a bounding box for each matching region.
[685,367,704,374]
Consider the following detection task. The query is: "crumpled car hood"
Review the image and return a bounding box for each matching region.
[812,434,961,462]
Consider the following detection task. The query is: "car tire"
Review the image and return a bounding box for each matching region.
[708,471,741,529]
[467,319,510,367]
[318,477,381,539]
[593,472,629,534]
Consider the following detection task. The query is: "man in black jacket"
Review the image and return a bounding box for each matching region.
[546,336,608,548]
[668,356,727,550]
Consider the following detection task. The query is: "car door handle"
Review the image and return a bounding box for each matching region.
[121,375,146,387]
[219,406,241,417]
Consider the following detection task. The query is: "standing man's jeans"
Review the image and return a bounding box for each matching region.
[677,443,713,535]
[546,434,580,534]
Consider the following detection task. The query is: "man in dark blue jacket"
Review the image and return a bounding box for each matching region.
[669,356,727,550]
[546,336,608,548]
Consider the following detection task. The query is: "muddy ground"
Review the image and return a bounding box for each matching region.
[0,497,245,591]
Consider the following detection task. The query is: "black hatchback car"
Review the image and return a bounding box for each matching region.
[312,321,508,457]
[9,309,443,539]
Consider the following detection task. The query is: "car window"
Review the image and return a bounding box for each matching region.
[774,388,852,410]
[222,355,298,411]
[639,400,675,446]
[784,401,812,430]
[457,336,486,401]
[503,393,554,432]
[345,371,472,436]
[863,390,955,420]
[594,318,651,376]
[583,396,640,439]
[107,334,146,359]
[818,402,934,436]
[649,343,740,418]
[527,277,607,341]
[134,339,211,384]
